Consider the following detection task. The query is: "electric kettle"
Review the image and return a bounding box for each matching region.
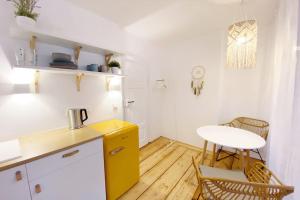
[67,108,88,130]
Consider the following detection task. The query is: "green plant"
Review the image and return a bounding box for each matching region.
[8,0,40,21]
[108,60,121,68]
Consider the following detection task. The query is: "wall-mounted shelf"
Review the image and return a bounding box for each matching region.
[13,65,125,93]
[10,22,126,93]
[10,24,124,56]
[13,66,125,77]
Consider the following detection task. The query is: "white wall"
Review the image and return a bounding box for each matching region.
[0,0,160,142]
[160,33,222,147]
[218,24,276,123]
[159,24,276,150]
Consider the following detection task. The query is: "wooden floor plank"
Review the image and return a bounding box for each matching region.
[139,137,172,162]
[166,165,198,200]
[119,137,261,200]
[137,150,200,200]
[166,153,202,200]
[140,142,179,175]
[175,140,202,152]
[119,146,187,200]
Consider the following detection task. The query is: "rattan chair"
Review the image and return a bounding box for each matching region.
[192,157,294,200]
[217,117,269,162]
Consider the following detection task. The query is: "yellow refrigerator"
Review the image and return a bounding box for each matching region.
[89,120,140,200]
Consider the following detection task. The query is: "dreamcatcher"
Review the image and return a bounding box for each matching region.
[191,66,205,96]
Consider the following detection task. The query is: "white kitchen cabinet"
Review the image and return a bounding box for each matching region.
[0,165,31,200]
[26,139,106,200]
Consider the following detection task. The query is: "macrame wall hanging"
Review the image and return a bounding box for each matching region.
[227,19,257,69]
[191,66,205,96]
[226,0,257,69]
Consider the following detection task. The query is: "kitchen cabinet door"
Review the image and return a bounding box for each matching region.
[29,152,106,200]
[0,165,31,200]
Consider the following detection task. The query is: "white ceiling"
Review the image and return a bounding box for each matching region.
[67,0,278,42]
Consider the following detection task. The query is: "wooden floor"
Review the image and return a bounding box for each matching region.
[119,137,259,200]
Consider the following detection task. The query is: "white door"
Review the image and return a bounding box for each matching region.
[122,57,149,147]
[0,165,31,200]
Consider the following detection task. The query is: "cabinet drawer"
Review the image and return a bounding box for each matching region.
[27,139,103,181]
[0,165,31,200]
[29,153,106,200]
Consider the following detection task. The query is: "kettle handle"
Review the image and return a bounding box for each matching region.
[80,109,88,123]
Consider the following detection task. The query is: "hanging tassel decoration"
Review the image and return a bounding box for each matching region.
[191,66,205,96]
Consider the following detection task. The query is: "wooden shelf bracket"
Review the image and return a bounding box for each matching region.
[30,35,37,50]
[74,46,82,65]
[76,73,84,92]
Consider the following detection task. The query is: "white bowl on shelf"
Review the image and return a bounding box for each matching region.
[16,16,36,29]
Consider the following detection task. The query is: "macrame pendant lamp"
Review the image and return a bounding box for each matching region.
[227,1,257,69]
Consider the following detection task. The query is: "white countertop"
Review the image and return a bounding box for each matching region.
[0,139,21,164]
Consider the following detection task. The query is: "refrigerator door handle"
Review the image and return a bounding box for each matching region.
[110,146,125,155]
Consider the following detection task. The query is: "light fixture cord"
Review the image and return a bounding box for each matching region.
[240,0,247,20]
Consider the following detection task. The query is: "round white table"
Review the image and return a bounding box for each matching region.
[197,125,266,170]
